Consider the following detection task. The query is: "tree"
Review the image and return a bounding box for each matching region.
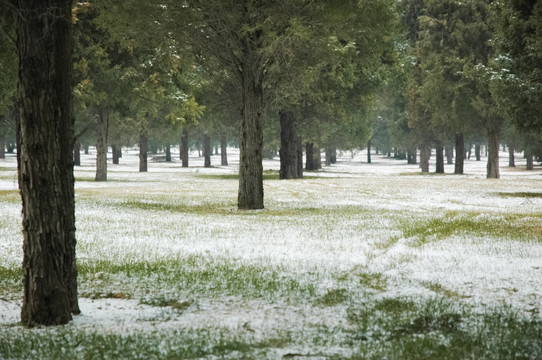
[12,0,79,326]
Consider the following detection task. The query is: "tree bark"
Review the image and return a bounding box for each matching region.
[435,145,445,173]
[526,152,534,170]
[420,146,430,173]
[111,144,120,165]
[203,134,211,168]
[279,111,301,179]
[139,129,148,172]
[475,144,481,161]
[508,147,515,167]
[314,145,322,169]
[367,140,372,164]
[486,127,500,179]
[95,107,108,181]
[221,135,228,166]
[445,145,453,165]
[237,41,264,210]
[0,138,5,159]
[305,142,315,170]
[16,0,79,326]
[454,133,464,174]
[165,145,171,162]
[73,141,81,166]
[181,128,189,167]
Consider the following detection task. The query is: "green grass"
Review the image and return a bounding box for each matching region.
[497,192,542,198]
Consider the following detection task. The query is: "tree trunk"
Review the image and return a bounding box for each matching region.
[203,134,211,168]
[526,152,534,170]
[73,141,81,166]
[305,142,315,170]
[95,107,108,181]
[475,144,481,161]
[435,145,445,173]
[16,0,79,326]
[454,133,464,175]
[486,127,500,179]
[84,145,89,155]
[407,147,417,164]
[165,145,171,162]
[181,128,189,167]
[139,130,148,172]
[508,147,515,167]
[420,146,430,173]
[367,140,372,164]
[221,136,228,166]
[279,111,301,179]
[0,138,5,159]
[314,145,322,169]
[237,46,264,210]
[445,146,453,165]
[111,144,120,165]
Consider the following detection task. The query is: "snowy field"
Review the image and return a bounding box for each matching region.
[1,148,541,359]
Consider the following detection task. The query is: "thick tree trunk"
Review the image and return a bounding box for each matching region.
[526,152,534,170]
[279,111,301,179]
[367,140,372,164]
[238,48,264,210]
[139,130,148,172]
[435,145,445,173]
[221,136,228,166]
[16,0,79,326]
[95,107,108,181]
[486,127,500,179]
[165,145,171,162]
[454,133,464,174]
[508,147,515,167]
[445,145,453,165]
[73,141,81,166]
[203,134,211,168]
[181,128,189,167]
[111,144,120,165]
[420,146,430,173]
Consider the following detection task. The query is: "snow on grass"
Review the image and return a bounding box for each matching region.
[1,149,542,358]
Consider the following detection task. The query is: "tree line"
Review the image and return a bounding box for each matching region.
[1,0,541,326]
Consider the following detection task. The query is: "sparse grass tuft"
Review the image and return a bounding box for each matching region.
[315,288,349,307]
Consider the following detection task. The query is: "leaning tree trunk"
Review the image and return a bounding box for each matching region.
[95,107,108,181]
[220,135,228,166]
[508,147,515,167]
[203,134,211,168]
[139,129,148,172]
[420,146,431,173]
[454,133,464,175]
[181,128,189,167]
[279,111,301,179]
[16,0,79,326]
[435,145,445,174]
[486,126,500,179]
[238,46,264,210]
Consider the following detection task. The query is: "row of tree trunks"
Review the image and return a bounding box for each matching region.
[279,111,303,179]
[16,0,79,326]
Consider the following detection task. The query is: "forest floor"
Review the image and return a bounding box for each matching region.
[1,148,541,359]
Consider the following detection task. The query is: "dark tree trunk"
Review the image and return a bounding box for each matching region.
[73,141,81,166]
[508,147,515,167]
[454,133,464,174]
[305,142,315,170]
[445,146,453,165]
[16,0,79,326]
[203,134,211,168]
[181,128,189,167]
[486,127,500,178]
[297,138,304,178]
[279,111,301,179]
[526,152,534,170]
[314,146,322,169]
[111,144,120,165]
[238,44,264,210]
[420,146,430,173]
[0,138,5,159]
[139,130,148,172]
[407,147,417,164]
[221,136,228,166]
[475,144,481,161]
[165,145,171,162]
[95,107,108,181]
[435,145,445,173]
[367,140,372,164]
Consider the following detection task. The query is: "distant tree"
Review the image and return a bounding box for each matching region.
[12,0,79,326]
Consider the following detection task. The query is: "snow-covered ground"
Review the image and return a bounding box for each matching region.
[0,147,541,355]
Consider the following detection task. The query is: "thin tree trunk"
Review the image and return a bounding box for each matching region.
[435,145,445,173]
[475,144,481,161]
[84,145,89,155]
[139,130,148,172]
[73,141,80,166]
[454,133,464,174]
[16,0,79,326]
[95,107,108,181]
[420,146,430,173]
[181,128,189,167]
[0,138,5,159]
[367,139,372,164]
[486,127,500,179]
[445,146,453,165]
[508,147,515,167]
[221,136,228,166]
[165,145,171,162]
[297,136,303,178]
[279,111,301,179]
[111,144,120,165]
[314,146,322,169]
[203,134,211,168]
[526,152,534,170]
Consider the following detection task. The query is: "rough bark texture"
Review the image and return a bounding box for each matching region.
[486,127,500,178]
[95,107,108,181]
[435,145,445,173]
[454,133,464,174]
[181,128,189,167]
[238,40,264,210]
[420,146,430,173]
[279,111,302,179]
[16,0,79,326]
[221,136,228,166]
[139,130,148,172]
[508,148,515,167]
[203,134,211,168]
